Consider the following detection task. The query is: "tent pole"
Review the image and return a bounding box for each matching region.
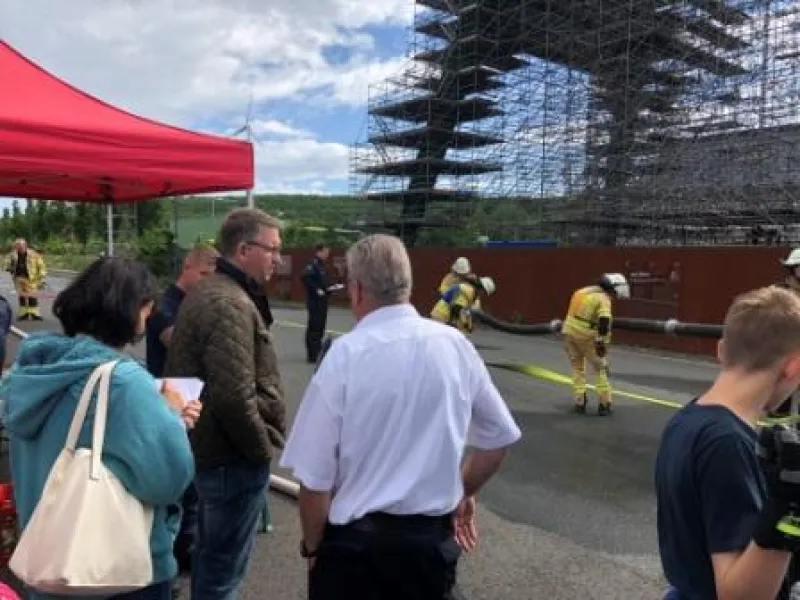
[107,203,114,257]
[247,188,254,208]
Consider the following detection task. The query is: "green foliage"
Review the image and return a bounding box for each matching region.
[0,192,553,272]
[136,228,177,280]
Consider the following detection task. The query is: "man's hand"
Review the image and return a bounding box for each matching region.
[181,400,203,430]
[594,340,607,358]
[453,495,478,552]
[317,288,325,297]
[161,381,186,413]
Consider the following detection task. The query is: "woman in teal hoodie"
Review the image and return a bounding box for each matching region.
[0,258,198,600]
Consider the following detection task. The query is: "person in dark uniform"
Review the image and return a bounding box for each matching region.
[302,243,332,364]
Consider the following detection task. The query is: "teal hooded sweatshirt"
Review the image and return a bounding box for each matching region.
[0,332,195,599]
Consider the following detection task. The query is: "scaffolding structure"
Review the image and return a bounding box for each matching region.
[349,0,800,246]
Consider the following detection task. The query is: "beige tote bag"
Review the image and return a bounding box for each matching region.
[9,360,155,595]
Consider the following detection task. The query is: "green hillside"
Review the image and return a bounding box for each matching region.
[172,194,369,248]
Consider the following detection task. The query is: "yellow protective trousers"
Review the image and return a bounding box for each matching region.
[564,334,611,406]
[13,277,40,317]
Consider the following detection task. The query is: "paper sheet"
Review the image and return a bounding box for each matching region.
[154,377,205,405]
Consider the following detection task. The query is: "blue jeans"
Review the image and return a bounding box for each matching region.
[111,581,172,600]
[190,462,270,600]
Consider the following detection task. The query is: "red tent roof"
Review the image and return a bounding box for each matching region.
[0,41,254,203]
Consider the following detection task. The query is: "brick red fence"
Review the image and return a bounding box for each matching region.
[269,246,790,356]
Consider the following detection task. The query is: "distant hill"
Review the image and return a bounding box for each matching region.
[171,194,370,247]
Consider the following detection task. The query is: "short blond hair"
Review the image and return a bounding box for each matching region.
[185,243,219,267]
[721,286,800,371]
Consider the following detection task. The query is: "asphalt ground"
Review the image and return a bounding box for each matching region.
[1,274,720,599]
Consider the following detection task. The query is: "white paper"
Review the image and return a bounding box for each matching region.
[154,377,204,405]
[327,283,345,292]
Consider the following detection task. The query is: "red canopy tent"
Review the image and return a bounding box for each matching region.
[0,40,254,203]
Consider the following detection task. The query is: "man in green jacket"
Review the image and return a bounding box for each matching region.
[165,208,286,600]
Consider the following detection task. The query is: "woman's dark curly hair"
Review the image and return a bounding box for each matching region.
[53,257,158,348]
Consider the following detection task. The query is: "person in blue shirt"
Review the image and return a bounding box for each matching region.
[655,286,800,600]
[0,257,201,600]
[146,244,218,378]
[0,293,12,368]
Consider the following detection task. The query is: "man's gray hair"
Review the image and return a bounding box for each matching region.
[346,234,412,305]
[218,208,281,258]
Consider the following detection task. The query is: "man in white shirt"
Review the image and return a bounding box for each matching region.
[280,233,522,600]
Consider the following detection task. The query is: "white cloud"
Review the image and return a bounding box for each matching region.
[0,0,412,193]
[255,138,350,188]
[250,119,312,139]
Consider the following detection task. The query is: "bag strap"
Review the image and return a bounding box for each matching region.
[64,360,120,480]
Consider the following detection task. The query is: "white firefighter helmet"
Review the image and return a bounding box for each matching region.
[452,257,471,275]
[479,276,496,295]
[599,273,630,299]
[782,248,800,268]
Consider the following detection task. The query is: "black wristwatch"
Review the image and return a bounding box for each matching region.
[300,541,318,559]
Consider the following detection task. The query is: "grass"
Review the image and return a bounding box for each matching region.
[173,216,221,247]
[46,254,95,272]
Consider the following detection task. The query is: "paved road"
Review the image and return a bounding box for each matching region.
[2,274,718,599]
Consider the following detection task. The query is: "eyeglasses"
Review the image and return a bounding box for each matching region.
[245,240,281,256]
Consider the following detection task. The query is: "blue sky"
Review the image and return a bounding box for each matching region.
[0,0,414,207]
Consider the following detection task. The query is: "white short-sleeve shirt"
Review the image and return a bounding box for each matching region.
[279,303,522,525]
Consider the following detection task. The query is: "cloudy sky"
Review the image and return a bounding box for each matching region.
[0,0,414,197]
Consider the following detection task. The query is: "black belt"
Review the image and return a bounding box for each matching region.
[571,315,597,329]
[335,511,453,534]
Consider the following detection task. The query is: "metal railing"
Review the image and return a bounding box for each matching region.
[7,326,301,499]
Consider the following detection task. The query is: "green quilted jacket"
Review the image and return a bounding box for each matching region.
[164,271,286,469]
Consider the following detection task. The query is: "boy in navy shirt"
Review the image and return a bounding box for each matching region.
[656,286,800,600]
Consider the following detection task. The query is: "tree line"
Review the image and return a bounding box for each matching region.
[0,194,551,277]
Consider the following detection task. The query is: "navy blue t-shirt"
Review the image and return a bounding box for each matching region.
[655,402,789,599]
[145,284,185,377]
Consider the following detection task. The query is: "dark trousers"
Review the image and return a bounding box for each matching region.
[309,513,460,600]
[174,482,199,573]
[305,300,328,362]
[191,462,270,600]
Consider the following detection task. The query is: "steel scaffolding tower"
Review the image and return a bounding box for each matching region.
[350,0,800,246]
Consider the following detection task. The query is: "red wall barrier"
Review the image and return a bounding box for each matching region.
[269,246,791,356]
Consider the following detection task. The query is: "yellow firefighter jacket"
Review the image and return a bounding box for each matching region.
[6,249,46,286]
[438,272,460,293]
[430,282,479,333]
[562,285,613,343]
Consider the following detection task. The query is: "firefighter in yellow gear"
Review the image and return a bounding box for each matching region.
[769,249,800,418]
[438,256,472,293]
[430,276,496,334]
[6,238,46,321]
[562,273,630,416]
[777,248,800,294]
